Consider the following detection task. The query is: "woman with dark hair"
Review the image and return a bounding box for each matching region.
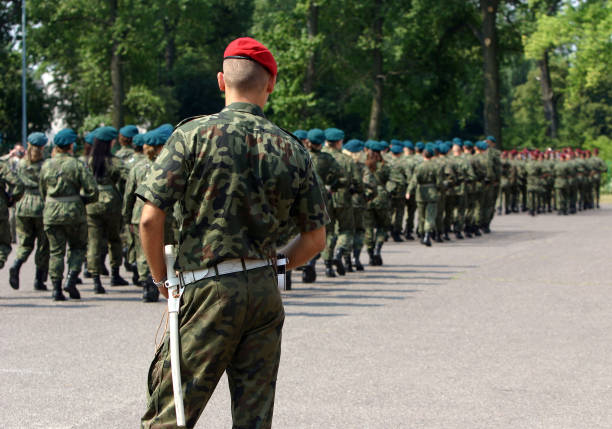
[86,126,129,293]
[363,141,391,266]
[9,132,50,291]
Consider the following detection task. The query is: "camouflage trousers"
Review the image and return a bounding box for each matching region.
[45,222,88,281]
[483,185,498,227]
[452,194,467,232]
[435,193,446,234]
[465,191,482,227]
[417,200,437,234]
[403,198,417,234]
[16,216,49,271]
[443,193,456,232]
[390,198,405,234]
[352,207,365,252]
[86,213,122,276]
[0,217,10,269]
[142,266,284,429]
[556,187,569,213]
[364,207,389,249]
[322,205,354,259]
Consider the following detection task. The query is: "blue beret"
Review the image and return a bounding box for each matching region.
[390,139,402,146]
[364,140,377,150]
[307,128,325,145]
[372,141,388,152]
[403,140,414,150]
[463,140,474,148]
[478,141,489,150]
[293,130,307,140]
[324,128,344,142]
[379,140,389,148]
[343,139,364,153]
[27,132,48,147]
[435,140,443,145]
[153,124,174,142]
[486,135,496,142]
[424,147,435,157]
[390,144,403,154]
[54,128,77,147]
[94,126,118,141]
[84,131,96,145]
[438,144,449,155]
[132,134,145,147]
[119,125,139,138]
[143,131,164,147]
[452,137,462,144]
[415,141,425,150]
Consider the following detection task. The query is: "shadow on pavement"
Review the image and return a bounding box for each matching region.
[0,303,97,309]
[285,312,347,317]
[283,301,383,308]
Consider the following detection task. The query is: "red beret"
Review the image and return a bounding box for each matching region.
[224,37,277,77]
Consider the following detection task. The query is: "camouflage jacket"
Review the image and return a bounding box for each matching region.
[323,145,356,209]
[136,102,329,271]
[525,161,544,191]
[15,158,44,217]
[407,158,441,202]
[86,156,128,215]
[467,153,487,193]
[123,157,150,225]
[114,146,135,161]
[588,156,608,181]
[388,156,407,199]
[309,148,345,209]
[554,161,571,189]
[351,160,368,209]
[39,153,98,225]
[125,151,146,168]
[0,160,23,219]
[363,161,391,210]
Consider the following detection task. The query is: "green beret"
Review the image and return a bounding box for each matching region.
[390,144,403,154]
[27,132,48,147]
[343,139,364,153]
[307,129,325,145]
[132,134,145,147]
[324,128,344,142]
[119,125,139,138]
[54,128,77,147]
[94,126,118,141]
[293,130,307,140]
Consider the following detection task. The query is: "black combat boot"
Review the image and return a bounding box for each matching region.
[33,268,48,291]
[75,275,83,284]
[374,243,383,266]
[93,275,106,294]
[404,232,415,241]
[142,277,159,303]
[9,258,24,290]
[482,225,491,234]
[344,254,354,273]
[391,231,403,242]
[367,248,376,266]
[473,227,482,236]
[422,232,432,247]
[132,269,140,286]
[353,249,364,271]
[302,259,317,283]
[324,260,336,277]
[110,267,129,286]
[434,232,443,243]
[443,231,451,241]
[52,279,66,301]
[63,271,81,299]
[100,261,109,276]
[285,270,292,291]
[455,230,464,239]
[464,226,472,238]
[333,249,346,276]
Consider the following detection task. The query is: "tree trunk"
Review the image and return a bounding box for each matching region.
[537,49,558,139]
[163,16,177,87]
[480,0,501,146]
[303,1,318,94]
[109,0,124,128]
[367,0,384,140]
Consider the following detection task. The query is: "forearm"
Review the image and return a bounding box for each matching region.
[280,226,326,270]
[140,202,168,296]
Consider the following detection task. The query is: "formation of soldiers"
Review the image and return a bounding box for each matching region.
[0,127,608,294]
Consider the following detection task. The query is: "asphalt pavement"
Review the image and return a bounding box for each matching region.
[1,206,611,428]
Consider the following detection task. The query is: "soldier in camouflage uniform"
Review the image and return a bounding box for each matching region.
[451,140,474,239]
[389,141,407,242]
[137,37,327,429]
[483,136,502,231]
[434,143,456,242]
[554,152,571,215]
[408,143,441,246]
[401,141,418,240]
[343,139,366,271]
[40,128,98,300]
[85,127,129,294]
[363,141,391,265]
[302,128,344,280]
[322,127,356,277]
[525,151,543,216]
[590,148,608,208]
[114,125,138,161]
[9,133,49,291]
[0,152,23,271]
[463,141,485,237]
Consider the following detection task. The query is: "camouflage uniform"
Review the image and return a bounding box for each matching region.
[114,145,135,162]
[137,102,328,428]
[554,158,571,215]
[363,161,391,264]
[466,153,486,234]
[589,155,608,207]
[15,157,49,280]
[0,160,23,268]
[408,158,441,242]
[350,159,367,269]
[525,159,543,215]
[402,155,419,238]
[86,157,128,277]
[483,147,502,229]
[39,153,98,283]
[452,153,475,236]
[124,151,147,272]
[388,155,407,239]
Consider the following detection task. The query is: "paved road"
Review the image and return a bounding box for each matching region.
[2,206,612,428]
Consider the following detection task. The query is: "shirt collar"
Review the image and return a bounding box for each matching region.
[224,102,265,118]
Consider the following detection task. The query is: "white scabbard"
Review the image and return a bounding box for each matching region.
[164,245,186,427]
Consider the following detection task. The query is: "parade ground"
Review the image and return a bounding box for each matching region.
[2,206,612,429]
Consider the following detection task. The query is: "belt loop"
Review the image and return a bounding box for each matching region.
[240,258,247,272]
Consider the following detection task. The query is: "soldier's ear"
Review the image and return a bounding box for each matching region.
[217,72,226,92]
[266,74,276,94]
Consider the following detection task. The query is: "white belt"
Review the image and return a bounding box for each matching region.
[169,258,271,288]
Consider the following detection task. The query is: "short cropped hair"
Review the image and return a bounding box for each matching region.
[223,58,270,93]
